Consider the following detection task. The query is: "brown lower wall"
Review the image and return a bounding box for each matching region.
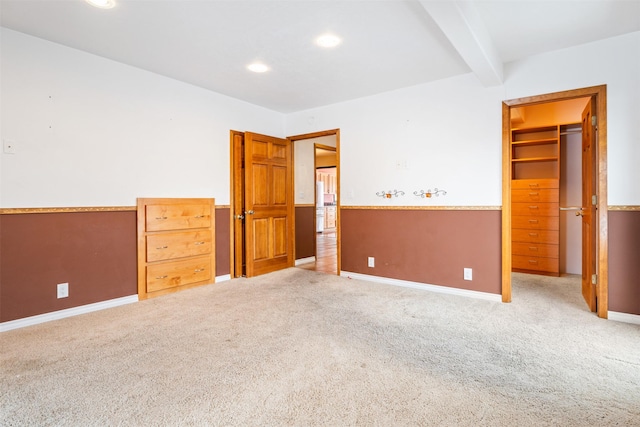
[1,206,231,323]
[608,210,640,315]
[341,209,502,294]
[215,207,230,276]
[1,207,636,323]
[295,205,315,260]
[0,211,138,322]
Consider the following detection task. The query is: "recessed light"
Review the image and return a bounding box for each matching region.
[247,63,269,73]
[85,0,116,9]
[316,34,341,48]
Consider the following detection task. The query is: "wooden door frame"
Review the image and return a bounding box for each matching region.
[501,85,608,318]
[229,130,244,278]
[289,129,341,274]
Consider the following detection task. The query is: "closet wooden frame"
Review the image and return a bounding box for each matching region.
[501,85,608,318]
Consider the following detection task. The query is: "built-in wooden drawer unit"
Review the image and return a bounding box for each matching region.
[512,242,559,258]
[512,215,559,231]
[146,230,212,262]
[146,204,211,231]
[512,229,559,245]
[511,137,560,276]
[512,188,559,203]
[146,256,212,293]
[137,198,215,299]
[512,202,559,217]
[512,255,559,274]
[512,179,559,190]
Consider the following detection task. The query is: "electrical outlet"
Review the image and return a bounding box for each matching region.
[368,257,375,268]
[57,282,69,298]
[463,268,472,281]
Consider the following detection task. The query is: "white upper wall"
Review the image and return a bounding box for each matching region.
[286,73,506,207]
[2,29,638,208]
[286,32,640,206]
[0,28,285,208]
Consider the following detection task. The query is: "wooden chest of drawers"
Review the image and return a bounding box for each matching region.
[137,198,215,299]
[511,179,559,276]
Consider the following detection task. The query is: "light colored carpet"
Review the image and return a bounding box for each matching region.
[1,269,639,426]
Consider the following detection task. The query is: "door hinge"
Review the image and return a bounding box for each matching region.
[591,115,597,126]
[592,274,597,285]
[592,195,597,206]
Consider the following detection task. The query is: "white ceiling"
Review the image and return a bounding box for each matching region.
[2,0,639,113]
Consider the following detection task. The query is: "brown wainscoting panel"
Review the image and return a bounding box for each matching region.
[0,211,137,322]
[341,209,501,294]
[608,210,640,315]
[295,205,316,259]
[215,207,230,277]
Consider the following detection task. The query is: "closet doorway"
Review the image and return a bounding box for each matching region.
[501,85,608,318]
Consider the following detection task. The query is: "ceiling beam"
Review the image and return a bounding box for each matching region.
[419,0,503,86]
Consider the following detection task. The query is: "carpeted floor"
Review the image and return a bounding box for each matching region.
[1,269,639,426]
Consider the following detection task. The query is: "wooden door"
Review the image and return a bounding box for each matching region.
[581,97,597,311]
[244,132,294,277]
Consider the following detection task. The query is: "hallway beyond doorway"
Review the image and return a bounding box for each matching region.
[298,230,337,275]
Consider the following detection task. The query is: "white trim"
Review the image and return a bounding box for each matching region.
[608,311,640,325]
[0,295,139,332]
[216,274,231,282]
[295,256,316,266]
[340,271,502,302]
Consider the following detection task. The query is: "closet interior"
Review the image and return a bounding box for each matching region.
[510,98,589,277]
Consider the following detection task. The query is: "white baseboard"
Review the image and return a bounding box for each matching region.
[340,271,502,302]
[216,274,231,282]
[295,257,316,266]
[0,295,139,333]
[608,311,640,325]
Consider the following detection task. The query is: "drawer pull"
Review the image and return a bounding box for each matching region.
[529,247,538,251]
[529,206,539,210]
[528,260,538,264]
[194,241,206,245]
[155,216,168,220]
[528,183,539,188]
[528,219,539,224]
[156,275,168,279]
[529,233,538,237]
[194,215,205,218]
[194,268,205,273]
[156,246,168,250]
[529,192,539,196]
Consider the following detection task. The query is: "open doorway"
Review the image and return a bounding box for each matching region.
[311,144,337,274]
[502,85,608,318]
[289,129,340,275]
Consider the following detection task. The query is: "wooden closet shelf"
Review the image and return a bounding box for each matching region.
[511,138,558,146]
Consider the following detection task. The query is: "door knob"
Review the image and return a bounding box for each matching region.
[575,210,584,217]
[244,210,255,215]
[234,214,244,220]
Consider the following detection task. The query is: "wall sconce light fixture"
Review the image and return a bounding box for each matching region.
[414,188,447,198]
[376,190,405,199]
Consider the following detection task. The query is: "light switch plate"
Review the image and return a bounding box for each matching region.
[463,268,472,281]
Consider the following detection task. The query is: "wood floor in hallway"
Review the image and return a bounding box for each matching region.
[298,229,337,275]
